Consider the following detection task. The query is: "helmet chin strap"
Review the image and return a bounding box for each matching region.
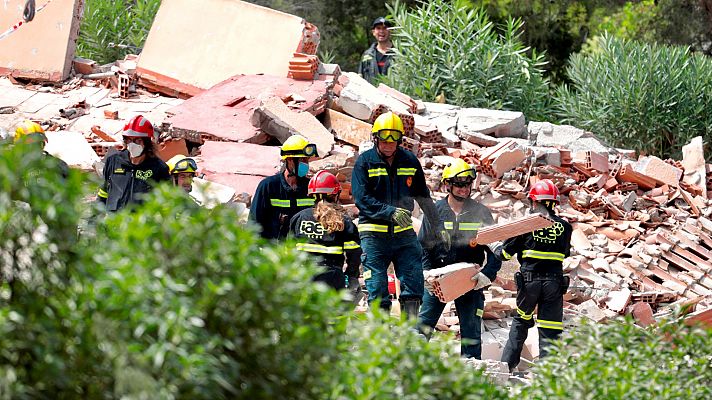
[448,186,471,202]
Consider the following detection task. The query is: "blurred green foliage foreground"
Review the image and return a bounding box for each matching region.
[0,144,710,399]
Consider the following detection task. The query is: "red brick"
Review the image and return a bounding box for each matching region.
[631,302,656,327]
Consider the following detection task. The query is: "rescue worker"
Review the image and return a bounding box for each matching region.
[97,115,170,211]
[418,159,501,359]
[249,135,317,241]
[358,17,395,84]
[493,179,572,372]
[289,170,361,295]
[167,154,197,193]
[13,120,69,179]
[352,111,447,319]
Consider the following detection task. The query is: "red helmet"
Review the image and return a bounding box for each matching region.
[308,170,341,196]
[122,115,154,141]
[528,179,560,203]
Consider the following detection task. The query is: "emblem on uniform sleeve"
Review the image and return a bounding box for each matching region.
[406,176,413,187]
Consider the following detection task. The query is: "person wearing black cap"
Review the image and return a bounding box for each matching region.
[358,17,395,84]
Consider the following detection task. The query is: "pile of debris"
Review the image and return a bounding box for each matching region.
[2,0,711,371]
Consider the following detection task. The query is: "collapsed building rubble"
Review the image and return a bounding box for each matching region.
[2,0,711,376]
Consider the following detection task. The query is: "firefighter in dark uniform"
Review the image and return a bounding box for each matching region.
[249,135,317,241]
[418,158,501,359]
[352,111,448,319]
[97,115,170,211]
[493,179,572,372]
[358,17,395,84]
[289,170,361,294]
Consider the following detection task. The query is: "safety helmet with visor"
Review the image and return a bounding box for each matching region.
[14,120,47,144]
[372,111,404,143]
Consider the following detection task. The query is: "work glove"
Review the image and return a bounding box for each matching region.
[471,272,492,291]
[392,208,412,228]
[487,241,503,254]
[440,230,451,252]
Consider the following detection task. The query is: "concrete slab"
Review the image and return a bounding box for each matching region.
[529,121,610,153]
[45,130,100,171]
[251,97,334,156]
[0,85,36,107]
[198,141,280,177]
[0,0,83,81]
[457,108,526,139]
[323,108,372,146]
[166,74,329,143]
[137,0,318,97]
[16,92,61,113]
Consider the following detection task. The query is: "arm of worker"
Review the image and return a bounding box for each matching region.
[97,157,111,205]
[352,157,396,220]
[495,234,526,262]
[418,212,447,270]
[412,165,445,237]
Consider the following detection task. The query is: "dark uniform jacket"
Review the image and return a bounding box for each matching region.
[249,172,313,240]
[358,43,395,84]
[498,212,573,275]
[352,146,442,238]
[98,150,170,212]
[419,197,502,281]
[289,207,361,278]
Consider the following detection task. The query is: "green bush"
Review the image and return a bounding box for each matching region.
[522,317,712,399]
[555,34,712,159]
[383,0,551,121]
[77,0,161,64]
[0,144,503,398]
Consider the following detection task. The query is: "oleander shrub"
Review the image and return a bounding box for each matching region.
[555,34,712,159]
[383,0,552,121]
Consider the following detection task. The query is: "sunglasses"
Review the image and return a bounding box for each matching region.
[173,158,197,173]
[375,129,403,142]
[282,143,317,158]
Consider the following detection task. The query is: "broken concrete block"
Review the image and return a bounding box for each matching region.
[190,177,236,209]
[0,0,83,81]
[635,156,683,187]
[323,108,372,146]
[44,131,100,171]
[457,108,526,139]
[166,74,329,143]
[571,228,592,251]
[605,288,632,314]
[73,57,98,75]
[529,121,610,153]
[137,0,320,97]
[576,299,608,323]
[251,97,334,156]
[681,136,707,198]
[338,72,412,120]
[463,358,510,385]
[631,302,656,327]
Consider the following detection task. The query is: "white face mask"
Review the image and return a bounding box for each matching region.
[127,142,144,158]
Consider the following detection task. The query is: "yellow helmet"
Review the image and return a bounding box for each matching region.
[280,134,317,159]
[167,154,197,175]
[371,111,404,142]
[442,158,476,182]
[14,120,47,144]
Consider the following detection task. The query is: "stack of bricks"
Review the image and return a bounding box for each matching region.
[424,263,481,303]
[288,53,319,80]
[87,126,121,158]
[413,115,442,143]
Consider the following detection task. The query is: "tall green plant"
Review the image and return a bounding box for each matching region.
[556,34,712,159]
[77,0,161,64]
[383,0,552,121]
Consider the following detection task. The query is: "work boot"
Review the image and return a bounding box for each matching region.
[402,299,421,321]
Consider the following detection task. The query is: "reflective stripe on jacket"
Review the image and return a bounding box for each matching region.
[498,212,573,274]
[98,149,170,212]
[352,146,442,237]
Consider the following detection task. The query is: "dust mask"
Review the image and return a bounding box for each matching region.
[127,142,144,158]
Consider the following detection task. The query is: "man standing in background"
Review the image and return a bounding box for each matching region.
[358,17,395,84]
